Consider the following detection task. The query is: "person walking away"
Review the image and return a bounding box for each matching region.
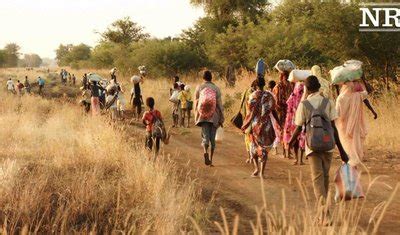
[289,75,348,222]
[335,80,376,167]
[195,71,224,166]
[82,74,88,90]
[266,80,281,154]
[309,65,332,99]
[6,78,15,94]
[60,69,64,83]
[178,84,193,127]
[72,74,76,85]
[24,76,31,94]
[110,67,117,83]
[225,64,236,87]
[80,86,91,113]
[16,80,24,96]
[240,79,258,163]
[68,73,72,84]
[90,81,102,116]
[169,82,181,127]
[242,78,280,178]
[38,77,45,95]
[142,97,164,158]
[283,82,306,164]
[273,71,294,158]
[105,87,119,121]
[130,76,143,120]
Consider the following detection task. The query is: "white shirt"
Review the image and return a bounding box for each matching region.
[6,80,14,90]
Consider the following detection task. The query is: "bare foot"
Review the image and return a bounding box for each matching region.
[246,158,251,164]
[293,161,298,165]
[251,171,259,178]
[300,162,305,165]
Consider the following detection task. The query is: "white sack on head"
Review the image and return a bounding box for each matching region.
[274,59,295,73]
[288,70,311,82]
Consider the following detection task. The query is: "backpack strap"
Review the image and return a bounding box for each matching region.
[318,98,329,113]
[302,100,314,112]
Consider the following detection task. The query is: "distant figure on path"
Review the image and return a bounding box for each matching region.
[194,71,224,166]
[16,80,24,96]
[38,77,45,95]
[90,81,102,116]
[6,78,15,94]
[273,71,294,158]
[24,76,31,94]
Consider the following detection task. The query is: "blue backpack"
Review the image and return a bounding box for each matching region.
[255,59,265,78]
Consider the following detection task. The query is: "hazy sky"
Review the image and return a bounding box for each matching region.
[0,0,204,58]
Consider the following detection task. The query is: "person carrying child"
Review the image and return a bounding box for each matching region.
[177,84,193,127]
[142,97,165,159]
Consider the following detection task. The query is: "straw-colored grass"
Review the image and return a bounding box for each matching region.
[1,68,399,234]
[0,94,200,233]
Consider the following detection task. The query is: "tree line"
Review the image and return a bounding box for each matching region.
[0,43,43,68]
[55,0,399,80]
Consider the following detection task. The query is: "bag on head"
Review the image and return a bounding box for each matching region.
[198,87,217,120]
[302,98,335,152]
[255,59,265,77]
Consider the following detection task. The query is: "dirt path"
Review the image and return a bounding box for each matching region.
[130,123,399,234]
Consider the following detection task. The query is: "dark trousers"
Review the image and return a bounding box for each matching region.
[145,132,160,155]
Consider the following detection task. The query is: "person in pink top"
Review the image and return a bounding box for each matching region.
[283,82,306,165]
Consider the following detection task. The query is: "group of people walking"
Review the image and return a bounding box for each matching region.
[73,61,378,217]
[6,76,45,95]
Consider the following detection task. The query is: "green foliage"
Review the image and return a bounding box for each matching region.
[100,17,149,45]
[19,54,43,67]
[3,43,20,67]
[55,44,91,68]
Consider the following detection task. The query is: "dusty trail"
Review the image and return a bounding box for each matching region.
[124,119,400,234]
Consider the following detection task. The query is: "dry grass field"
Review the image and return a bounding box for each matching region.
[0,68,399,234]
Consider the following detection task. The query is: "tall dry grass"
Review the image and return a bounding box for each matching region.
[0,94,200,233]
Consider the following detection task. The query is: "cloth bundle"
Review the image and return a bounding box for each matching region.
[288,69,311,82]
[274,59,295,73]
[330,60,363,84]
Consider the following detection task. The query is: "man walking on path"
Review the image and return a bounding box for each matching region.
[6,78,15,94]
[194,70,224,167]
[289,75,348,223]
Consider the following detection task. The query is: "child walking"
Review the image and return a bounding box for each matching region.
[178,84,193,127]
[142,97,164,158]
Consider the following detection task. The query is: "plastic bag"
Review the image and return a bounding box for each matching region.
[169,90,179,103]
[130,75,141,84]
[288,70,311,82]
[215,127,224,143]
[330,65,363,84]
[334,163,365,202]
[274,59,295,73]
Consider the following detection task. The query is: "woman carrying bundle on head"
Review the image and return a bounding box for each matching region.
[273,71,294,157]
[335,78,377,167]
[242,78,279,178]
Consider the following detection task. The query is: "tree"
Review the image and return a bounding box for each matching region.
[4,43,21,67]
[100,17,149,45]
[55,44,91,67]
[0,50,6,67]
[190,0,269,23]
[55,44,73,66]
[20,54,43,67]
